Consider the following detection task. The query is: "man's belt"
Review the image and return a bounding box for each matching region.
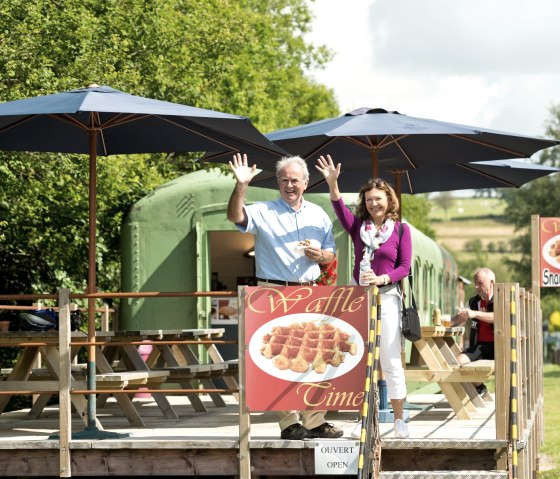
[256,278,316,286]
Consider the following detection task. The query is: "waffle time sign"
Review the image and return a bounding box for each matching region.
[242,285,369,411]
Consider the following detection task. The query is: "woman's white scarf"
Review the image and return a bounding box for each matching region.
[359,219,395,261]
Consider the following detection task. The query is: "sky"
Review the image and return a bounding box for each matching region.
[306,0,560,140]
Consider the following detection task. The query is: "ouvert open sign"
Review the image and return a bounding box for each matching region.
[314,440,359,475]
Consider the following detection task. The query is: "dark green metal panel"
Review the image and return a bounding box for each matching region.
[119,169,456,333]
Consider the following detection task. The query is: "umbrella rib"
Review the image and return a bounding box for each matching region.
[301,136,340,160]
[0,115,41,134]
[53,113,89,130]
[403,170,414,194]
[339,135,418,169]
[341,136,374,150]
[0,113,88,134]
[376,134,408,150]
[457,163,518,187]
[101,114,282,156]
[91,112,109,156]
[451,134,531,158]
[391,139,417,169]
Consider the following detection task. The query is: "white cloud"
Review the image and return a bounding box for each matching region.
[306,0,560,137]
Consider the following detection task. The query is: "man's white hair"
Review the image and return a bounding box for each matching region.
[474,267,495,282]
[275,156,309,181]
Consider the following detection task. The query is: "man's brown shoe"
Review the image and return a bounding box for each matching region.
[308,422,343,438]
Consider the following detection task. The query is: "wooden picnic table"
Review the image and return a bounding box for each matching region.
[0,328,239,426]
[122,329,239,413]
[405,326,494,420]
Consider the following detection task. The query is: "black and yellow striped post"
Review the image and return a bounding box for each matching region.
[357,286,382,479]
[509,285,518,479]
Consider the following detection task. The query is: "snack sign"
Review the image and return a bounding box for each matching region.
[540,217,560,288]
[242,285,369,411]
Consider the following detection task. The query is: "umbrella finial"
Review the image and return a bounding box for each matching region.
[87,83,100,88]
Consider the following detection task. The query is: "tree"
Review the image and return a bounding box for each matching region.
[401,194,436,239]
[500,103,560,320]
[0,0,339,295]
[432,191,455,219]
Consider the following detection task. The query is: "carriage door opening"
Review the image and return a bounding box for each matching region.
[208,231,256,362]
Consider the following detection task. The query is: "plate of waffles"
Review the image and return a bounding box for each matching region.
[248,313,365,382]
[543,234,560,269]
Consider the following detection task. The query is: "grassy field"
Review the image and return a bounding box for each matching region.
[538,363,560,477]
[428,196,507,221]
[426,195,522,281]
[429,196,558,476]
[428,197,516,249]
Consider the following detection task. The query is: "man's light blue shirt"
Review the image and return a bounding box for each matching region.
[236,197,336,282]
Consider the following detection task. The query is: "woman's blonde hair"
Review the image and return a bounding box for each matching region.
[355,178,399,221]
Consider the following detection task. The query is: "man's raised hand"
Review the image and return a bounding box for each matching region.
[229,153,257,184]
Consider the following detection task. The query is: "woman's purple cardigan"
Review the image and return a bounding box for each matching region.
[331,197,412,284]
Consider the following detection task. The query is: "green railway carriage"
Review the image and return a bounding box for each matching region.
[119,169,458,331]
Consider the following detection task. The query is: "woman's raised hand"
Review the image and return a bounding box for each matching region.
[229,153,257,184]
[315,154,342,201]
[315,154,341,187]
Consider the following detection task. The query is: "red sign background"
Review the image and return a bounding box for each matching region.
[242,285,369,411]
[540,217,560,288]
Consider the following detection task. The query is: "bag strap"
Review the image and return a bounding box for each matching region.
[398,223,417,309]
[406,270,417,310]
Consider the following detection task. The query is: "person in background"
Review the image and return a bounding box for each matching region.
[452,267,495,399]
[315,154,412,440]
[227,152,342,440]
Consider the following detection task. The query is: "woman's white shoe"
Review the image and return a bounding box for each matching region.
[394,419,409,439]
[350,421,362,439]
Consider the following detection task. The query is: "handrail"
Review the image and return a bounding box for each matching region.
[509,285,519,479]
[0,290,236,301]
[494,283,544,479]
[0,287,240,476]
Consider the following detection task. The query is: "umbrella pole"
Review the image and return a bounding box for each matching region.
[86,130,98,431]
[72,128,129,439]
[391,171,403,221]
[370,149,379,179]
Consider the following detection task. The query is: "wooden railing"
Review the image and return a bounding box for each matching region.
[0,285,545,478]
[493,283,544,479]
[0,302,115,331]
[0,288,237,478]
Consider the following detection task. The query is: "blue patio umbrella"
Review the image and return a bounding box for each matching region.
[247,158,559,195]
[262,107,559,199]
[0,84,287,437]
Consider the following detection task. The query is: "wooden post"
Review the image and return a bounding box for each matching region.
[494,282,511,469]
[102,303,110,332]
[58,288,72,477]
[238,286,251,478]
[531,215,540,300]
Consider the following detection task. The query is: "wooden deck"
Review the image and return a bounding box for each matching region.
[0,392,508,478]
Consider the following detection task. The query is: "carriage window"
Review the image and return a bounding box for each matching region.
[422,264,429,312]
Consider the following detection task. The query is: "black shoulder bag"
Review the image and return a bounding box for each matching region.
[398,223,422,342]
[401,273,422,342]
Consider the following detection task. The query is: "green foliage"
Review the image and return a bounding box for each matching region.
[539,105,560,168]
[401,194,436,239]
[0,0,338,296]
[499,104,560,313]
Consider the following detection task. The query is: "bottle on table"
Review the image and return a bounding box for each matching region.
[432,308,442,326]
